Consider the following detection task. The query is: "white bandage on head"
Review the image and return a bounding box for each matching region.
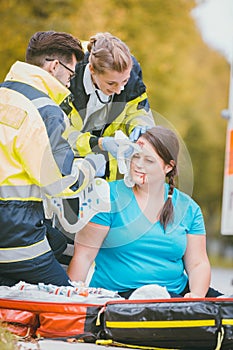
[114,130,141,187]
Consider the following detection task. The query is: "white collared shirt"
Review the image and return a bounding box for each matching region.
[82,64,113,132]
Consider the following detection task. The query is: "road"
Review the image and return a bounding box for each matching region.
[211,267,233,295]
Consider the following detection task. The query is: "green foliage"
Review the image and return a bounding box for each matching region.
[0,0,230,238]
[0,324,17,350]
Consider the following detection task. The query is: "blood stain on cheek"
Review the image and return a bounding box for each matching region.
[140,174,146,184]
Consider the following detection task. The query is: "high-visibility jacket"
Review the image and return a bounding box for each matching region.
[67,53,155,181]
[0,61,92,263]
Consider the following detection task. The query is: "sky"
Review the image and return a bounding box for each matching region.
[191,0,233,63]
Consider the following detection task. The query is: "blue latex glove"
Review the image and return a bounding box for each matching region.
[101,136,135,159]
[101,137,118,158]
[67,154,106,192]
[85,153,106,177]
[129,125,150,142]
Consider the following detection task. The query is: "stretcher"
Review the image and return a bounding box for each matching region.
[0,283,232,350]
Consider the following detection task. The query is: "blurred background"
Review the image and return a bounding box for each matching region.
[0,0,232,269]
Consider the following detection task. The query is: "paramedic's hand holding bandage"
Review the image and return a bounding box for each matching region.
[99,133,141,186]
[114,131,141,175]
[129,125,151,142]
[100,137,119,158]
[100,135,138,161]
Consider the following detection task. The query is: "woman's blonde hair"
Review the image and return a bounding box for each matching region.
[87,32,132,74]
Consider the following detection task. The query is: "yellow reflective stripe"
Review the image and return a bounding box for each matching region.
[0,237,51,263]
[126,92,148,106]
[69,105,83,130]
[222,319,233,325]
[0,168,80,199]
[107,157,118,182]
[106,319,216,329]
[0,197,41,201]
[96,339,173,350]
[75,132,92,156]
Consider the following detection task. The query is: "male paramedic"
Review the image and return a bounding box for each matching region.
[0,31,105,286]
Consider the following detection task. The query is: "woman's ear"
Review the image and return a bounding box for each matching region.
[165,160,175,174]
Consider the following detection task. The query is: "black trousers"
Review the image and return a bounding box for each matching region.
[118,282,223,299]
[45,220,67,259]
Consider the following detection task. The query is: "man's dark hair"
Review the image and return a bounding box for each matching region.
[26,31,84,66]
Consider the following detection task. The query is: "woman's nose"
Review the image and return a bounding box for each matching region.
[112,85,122,94]
[135,157,144,168]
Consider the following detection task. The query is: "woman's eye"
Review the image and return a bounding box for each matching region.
[132,153,140,159]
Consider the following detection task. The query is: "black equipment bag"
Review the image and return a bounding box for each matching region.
[218,299,233,349]
[100,298,233,350]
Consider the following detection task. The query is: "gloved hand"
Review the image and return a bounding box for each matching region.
[72,154,106,190]
[101,136,135,160]
[129,125,150,142]
[101,137,119,158]
[85,153,106,177]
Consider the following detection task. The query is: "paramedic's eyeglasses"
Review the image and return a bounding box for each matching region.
[45,58,76,79]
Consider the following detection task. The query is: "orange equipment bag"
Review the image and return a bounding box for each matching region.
[0,307,38,337]
[0,297,102,341]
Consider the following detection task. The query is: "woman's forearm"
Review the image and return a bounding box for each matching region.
[67,247,94,283]
[185,261,211,297]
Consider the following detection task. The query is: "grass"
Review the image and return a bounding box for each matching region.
[0,324,18,350]
[0,324,39,350]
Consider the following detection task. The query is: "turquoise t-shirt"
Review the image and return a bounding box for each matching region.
[90,180,206,294]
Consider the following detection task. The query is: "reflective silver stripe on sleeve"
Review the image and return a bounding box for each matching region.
[42,170,78,196]
[32,96,67,120]
[32,97,57,109]
[0,185,41,199]
[0,237,51,263]
[0,174,78,199]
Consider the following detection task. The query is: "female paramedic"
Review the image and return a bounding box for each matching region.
[67,32,155,182]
